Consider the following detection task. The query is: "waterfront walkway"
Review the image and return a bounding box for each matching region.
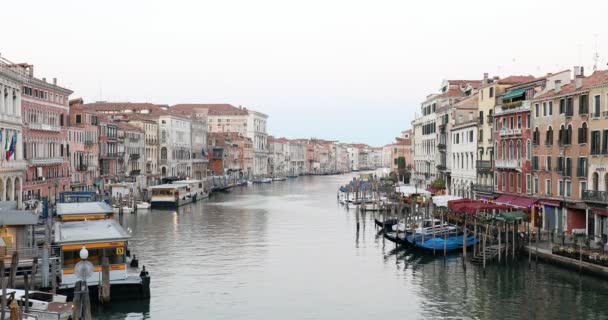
[524,241,608,278]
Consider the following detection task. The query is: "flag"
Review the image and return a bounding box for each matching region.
[202,148,208,159]
[5,132,15,161]
[3,130,8,154]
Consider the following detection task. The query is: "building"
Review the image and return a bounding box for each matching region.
[474,74,536,200]
[67,99,99,192]
[335,143,349,173]
[414,79,481,190]
[0,56,28,207]
[247,110,269,177]
[449,110,478,198]
[288,140,306,176]
[208,132,252,179]
[584,69,608,241]
[347,147,359,171]
[117,122,145,189]
[158,114,192,179]
[20,64,72,202]
[98,118,119,188]
[268,136,289,177]
[123,117,160,186]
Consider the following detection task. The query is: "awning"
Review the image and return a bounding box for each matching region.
[591,208,608,217]
[497,211,528,221]
[502,87,527,101]
[495,194,517,205]
[538,199,560,207]
[509,196,536,209]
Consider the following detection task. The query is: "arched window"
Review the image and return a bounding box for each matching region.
[502,141,506,160]
[517,140,522,160]
[567,124,573,145]
[533,127,540,145]
[546,126,553,146]
[593,172,599,191]
[509,141,514,160]
[579,122,588,144]
[526,140,531,160]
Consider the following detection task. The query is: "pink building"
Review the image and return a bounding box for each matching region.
[68,99,100,192]
[20,65,72,202]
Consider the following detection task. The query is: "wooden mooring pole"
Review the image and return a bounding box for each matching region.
[8,252,18,288]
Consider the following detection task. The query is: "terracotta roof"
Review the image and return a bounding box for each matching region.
[448,80,482,87]
[497,75,536,85]
[453,93,479,108]
[437,87,465,98]
[171,104,249,116]
[116,121,144,133]
[82,102,171,116]
[534,70,608,100]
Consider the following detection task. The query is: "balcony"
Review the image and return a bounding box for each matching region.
[146,168,152,174]
[84,140,94,147]
[495,101,530,115]
[436,164,447,171]
[129,169,141,176]
[499,128,522,137]
[28,123,61,132]
[473,184,493,193]
[160,158,168,164]
[476,160,492,172]
[76,164,87,171]
[101,153,117,159]
[0,160,27,172]
[495,159,520,169]
[437,143,446,150]
[129,153,140,160]
[583,190,608,204]
[31,157,64,166]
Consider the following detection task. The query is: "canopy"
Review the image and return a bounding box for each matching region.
[509,196,536,209]
[495,194,517,205]
[395,185,431,197]
[448,199,511,215]
[433,195,463,207]
[497,211,528,221]
[502,87,526,101]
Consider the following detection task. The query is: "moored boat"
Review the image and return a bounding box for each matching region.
[407,232,478,251]
[272,177,287,181]
[5,289,73,320]
[149,184,193,208]
[374,218,399,230]
[136,201,151,209]
[253,178,272,184]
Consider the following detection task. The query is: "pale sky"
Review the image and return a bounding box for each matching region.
[2,0,607,146]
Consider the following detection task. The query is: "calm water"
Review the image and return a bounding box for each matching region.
[93,173,608,320]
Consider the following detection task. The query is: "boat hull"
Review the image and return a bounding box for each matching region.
[408,234,479,251]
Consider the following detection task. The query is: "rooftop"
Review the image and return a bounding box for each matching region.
[171,104,249,116]
[534,70,608,100]
[54,219,130,244]
[56,202,113,216]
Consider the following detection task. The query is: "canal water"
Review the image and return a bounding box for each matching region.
[93,173,608,319]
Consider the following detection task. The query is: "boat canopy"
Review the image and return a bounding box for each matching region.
[496,211,528,221]
[432,195,463,207]
[54,219,130,244]
[56,202,113,217]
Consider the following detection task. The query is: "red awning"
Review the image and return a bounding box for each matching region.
[592,208,608,217]
[509,196,536,209]
[495,194,518,205]
[448,199,511,215]
[538,199,561,207]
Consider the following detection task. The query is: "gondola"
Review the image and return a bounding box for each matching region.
[374,218,399,230]
[382,231,410,246]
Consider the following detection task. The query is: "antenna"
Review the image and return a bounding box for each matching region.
[593,34,599,71]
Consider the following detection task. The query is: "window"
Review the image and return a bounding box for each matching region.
[546,179,552,195]
[526,174,531,194]
[494,172,498,188]
[489,87,494,98]
[549,101,553,115]
[565,180,572,197]
[509,141,514,160]
[577,157,587,177]
[535,103,540,117]
[526,114,530,128]
[603,130,608,154]
[532,156,539,170]
[502,172,506,191]
[559,99,565,114]
[543,102,547,116]
[579,123,588,144]
[517,173,521,192]
[547,156,552,171]
[594,95,601,117]
[546,126,553,145]
[510,117,514,129]
[580,181,587,198]
[526,140,531,160]
[565,157,572,177]
[592,130,601,155]
[534,177,539,194]
[533,127,540,145]
[517,140,522,160]
[558,180,564,196]
[75,115,82,124]
[517,116,521,129]
[509,173,514,191]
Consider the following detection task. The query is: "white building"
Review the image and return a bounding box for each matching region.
[450,117,478,198]
[268,137,289,177]
[246,110,268,177]
[347,147,359,171]
[158,114,192,178]
[288,141,306,176]
[0,57,26,208]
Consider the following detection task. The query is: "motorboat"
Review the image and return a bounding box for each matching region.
[5,289,73,320]
[113,205,133,213]
[136,201,151,209]
[272,177,287,181]
[407,232,478,251]
[253,178,272,184]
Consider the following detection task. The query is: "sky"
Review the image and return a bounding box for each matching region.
[2,0,608,146]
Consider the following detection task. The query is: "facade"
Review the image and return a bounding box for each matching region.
[288,141,306,176]
[0,57,27,207]
[190,116,209,180]
[125,117,160,186]
[67,100,99,192]
[450,115,478,198]
[118,122,145,188]
[158,114,192,179]
[246,110,269,177]
[98,119,119,188]
[20,65,72,203]
[268,136,289,177]
[208,132,252,179]
[347,147,359,171]
[335,143,349,173]
[585,70,608,241]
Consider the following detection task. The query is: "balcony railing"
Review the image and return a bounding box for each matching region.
[495,101,530,115]
[31,157,64,166]
[101,153,118,159]
[437,143,446,150]
[160,158,168,164]
[28,123,61,132]
[476,160,492,172]
[499,128,522,137]
[76,164,87,171]
[129,169,141,176]
[473,184,493,193]
[583,190,608,204]
[129,154,140,160]
[436,164,447,171]
[495,159,520,169]
[0,160,27,172]
[603,111,608,118]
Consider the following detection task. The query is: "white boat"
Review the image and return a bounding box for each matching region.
[113,205,133,213]
[172,179,209,200]
[394,219,457,235]
[253,178,272,184]
[149,184,194,208]
[6,289,73,320]
[360,202,381,211]
[136,201,151,209]
[272,177,287,181]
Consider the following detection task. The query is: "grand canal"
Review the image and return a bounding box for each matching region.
[94,173,608,319]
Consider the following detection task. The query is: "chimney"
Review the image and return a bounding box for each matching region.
[554,80,561,93]
[575,75,583,89]
[53,78,57,86]
[493,76,499,81]
[28,65,34,77]
[42,77,46,83]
